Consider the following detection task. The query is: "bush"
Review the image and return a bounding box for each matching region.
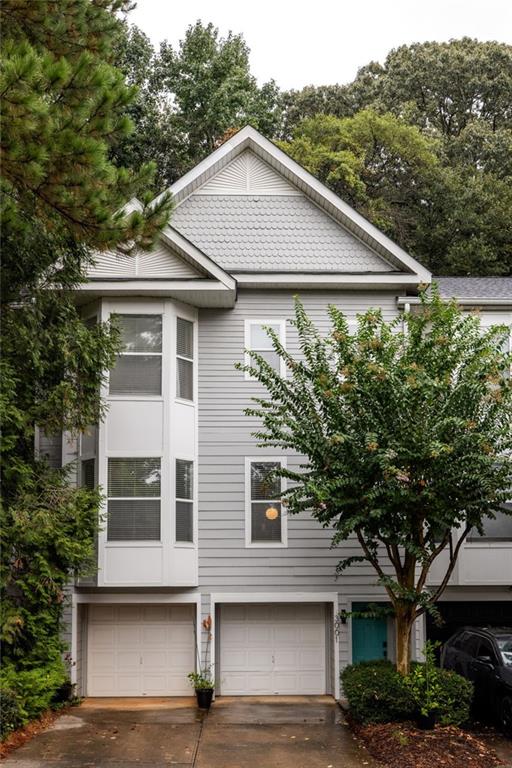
[0,658,68,737]
[341,660,415,723]
[341,660,473,726]
[0,689,24,739]
[433,668,474,726]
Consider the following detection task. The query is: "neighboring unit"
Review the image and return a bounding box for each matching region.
[40,127,511,699]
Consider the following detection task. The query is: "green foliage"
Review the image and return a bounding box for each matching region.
[341,659,473,726]
[0,0,171,248]
[0,657,67,736]
[405,642,473,725]
[113,20,281,187]
[280,39,512,275]
[239,290,512,669]
[0,689,24,739]
[280,110,441,249]
[341,661,415,723]
[187,671,214,690]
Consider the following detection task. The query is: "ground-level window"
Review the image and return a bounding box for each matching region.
[244,319,286,379]
[246,458,287,546]
[107,458,161,541]
[176,458,194,542]
[109,314,162,396]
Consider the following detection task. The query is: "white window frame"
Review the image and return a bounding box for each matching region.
[108,313,163,399]
[175,457,195,546]
[244,319,286,380]
[176,316,194,403]
[106,456,162,543]
[245,456,287,548]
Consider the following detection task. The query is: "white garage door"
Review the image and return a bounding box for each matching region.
[87,604,195,696]
[220,603,326,695]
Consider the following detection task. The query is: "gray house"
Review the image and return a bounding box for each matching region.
[43,127,511,699]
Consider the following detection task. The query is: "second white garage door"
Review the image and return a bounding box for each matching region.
[87,604,195,696]
[219,603,326,695]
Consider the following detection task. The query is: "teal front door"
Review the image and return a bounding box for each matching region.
[352,603,388,663]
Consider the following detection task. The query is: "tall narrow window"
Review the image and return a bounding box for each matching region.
[247,460,286,545]
[109,315,162,396]
[107,458,161,541]
[81,459,95,490]
[176,459,194,542]
[245,320,285,379]
[176,317,193,400]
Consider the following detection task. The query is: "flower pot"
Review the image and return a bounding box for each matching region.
[416,711,436,730]
[195,688,214,710]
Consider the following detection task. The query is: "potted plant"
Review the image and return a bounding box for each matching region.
[406,641,442,730]
[189,615,214,709]
[188,670,214,710]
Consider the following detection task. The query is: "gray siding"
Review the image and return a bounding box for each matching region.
[197,289,401,671]
[198,289,399,589]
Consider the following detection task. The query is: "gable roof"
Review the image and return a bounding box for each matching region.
[154,126,431,284]
[435,277,512,301]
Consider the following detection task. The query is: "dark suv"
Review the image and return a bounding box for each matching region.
[441,626,512,733]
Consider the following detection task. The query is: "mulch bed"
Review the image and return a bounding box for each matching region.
[0,707,69,760]
[349,718,506,768]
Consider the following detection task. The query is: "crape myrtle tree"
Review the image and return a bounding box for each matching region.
[0,0,171,690]
[238,290,512,674]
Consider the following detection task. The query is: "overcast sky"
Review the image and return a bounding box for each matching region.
[129,0,512,90]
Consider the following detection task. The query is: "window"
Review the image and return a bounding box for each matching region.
[176,317,194,400]
[107,458,161,541]
[81,459,95,490]
[468,504,512,542]
[244,320,285,379]
[109,315,162,396]
[246,459,287,546]
[176,459,194,542]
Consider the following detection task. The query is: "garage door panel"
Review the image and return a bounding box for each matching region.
[91,651,116,671]
[89,625,115,646]
[117,606,142,622]
[169,623,194,643]
[116,624,141,646]
[89,605,116,623]
[301,624,324,643]
[220,603,327,695]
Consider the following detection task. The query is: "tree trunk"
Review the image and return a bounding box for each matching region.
[395,606,415,676]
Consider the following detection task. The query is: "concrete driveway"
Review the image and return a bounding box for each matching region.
[3,696,374,768]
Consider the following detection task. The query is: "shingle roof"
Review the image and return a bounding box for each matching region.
[434,277,512,300]
[171,195,395,273]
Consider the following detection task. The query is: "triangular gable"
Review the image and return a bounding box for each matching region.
[153,127,431,282]
[197,150,300,196]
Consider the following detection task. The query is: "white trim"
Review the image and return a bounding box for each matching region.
[398,296,512,308]
[155,126,431,283]
[70,593,78,687]
[160,227,236,291]
[209,591,340,699]
[244,318,286,381]
[244,456,288,548]
[235,273,426,289]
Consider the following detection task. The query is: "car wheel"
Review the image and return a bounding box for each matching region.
[499,696,512,736]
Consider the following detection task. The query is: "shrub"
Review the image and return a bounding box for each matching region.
[341,660,415,723]
[341,659,473,726]
[433,668,473,726]
[0,658,68,733]
[0,689,24,739]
